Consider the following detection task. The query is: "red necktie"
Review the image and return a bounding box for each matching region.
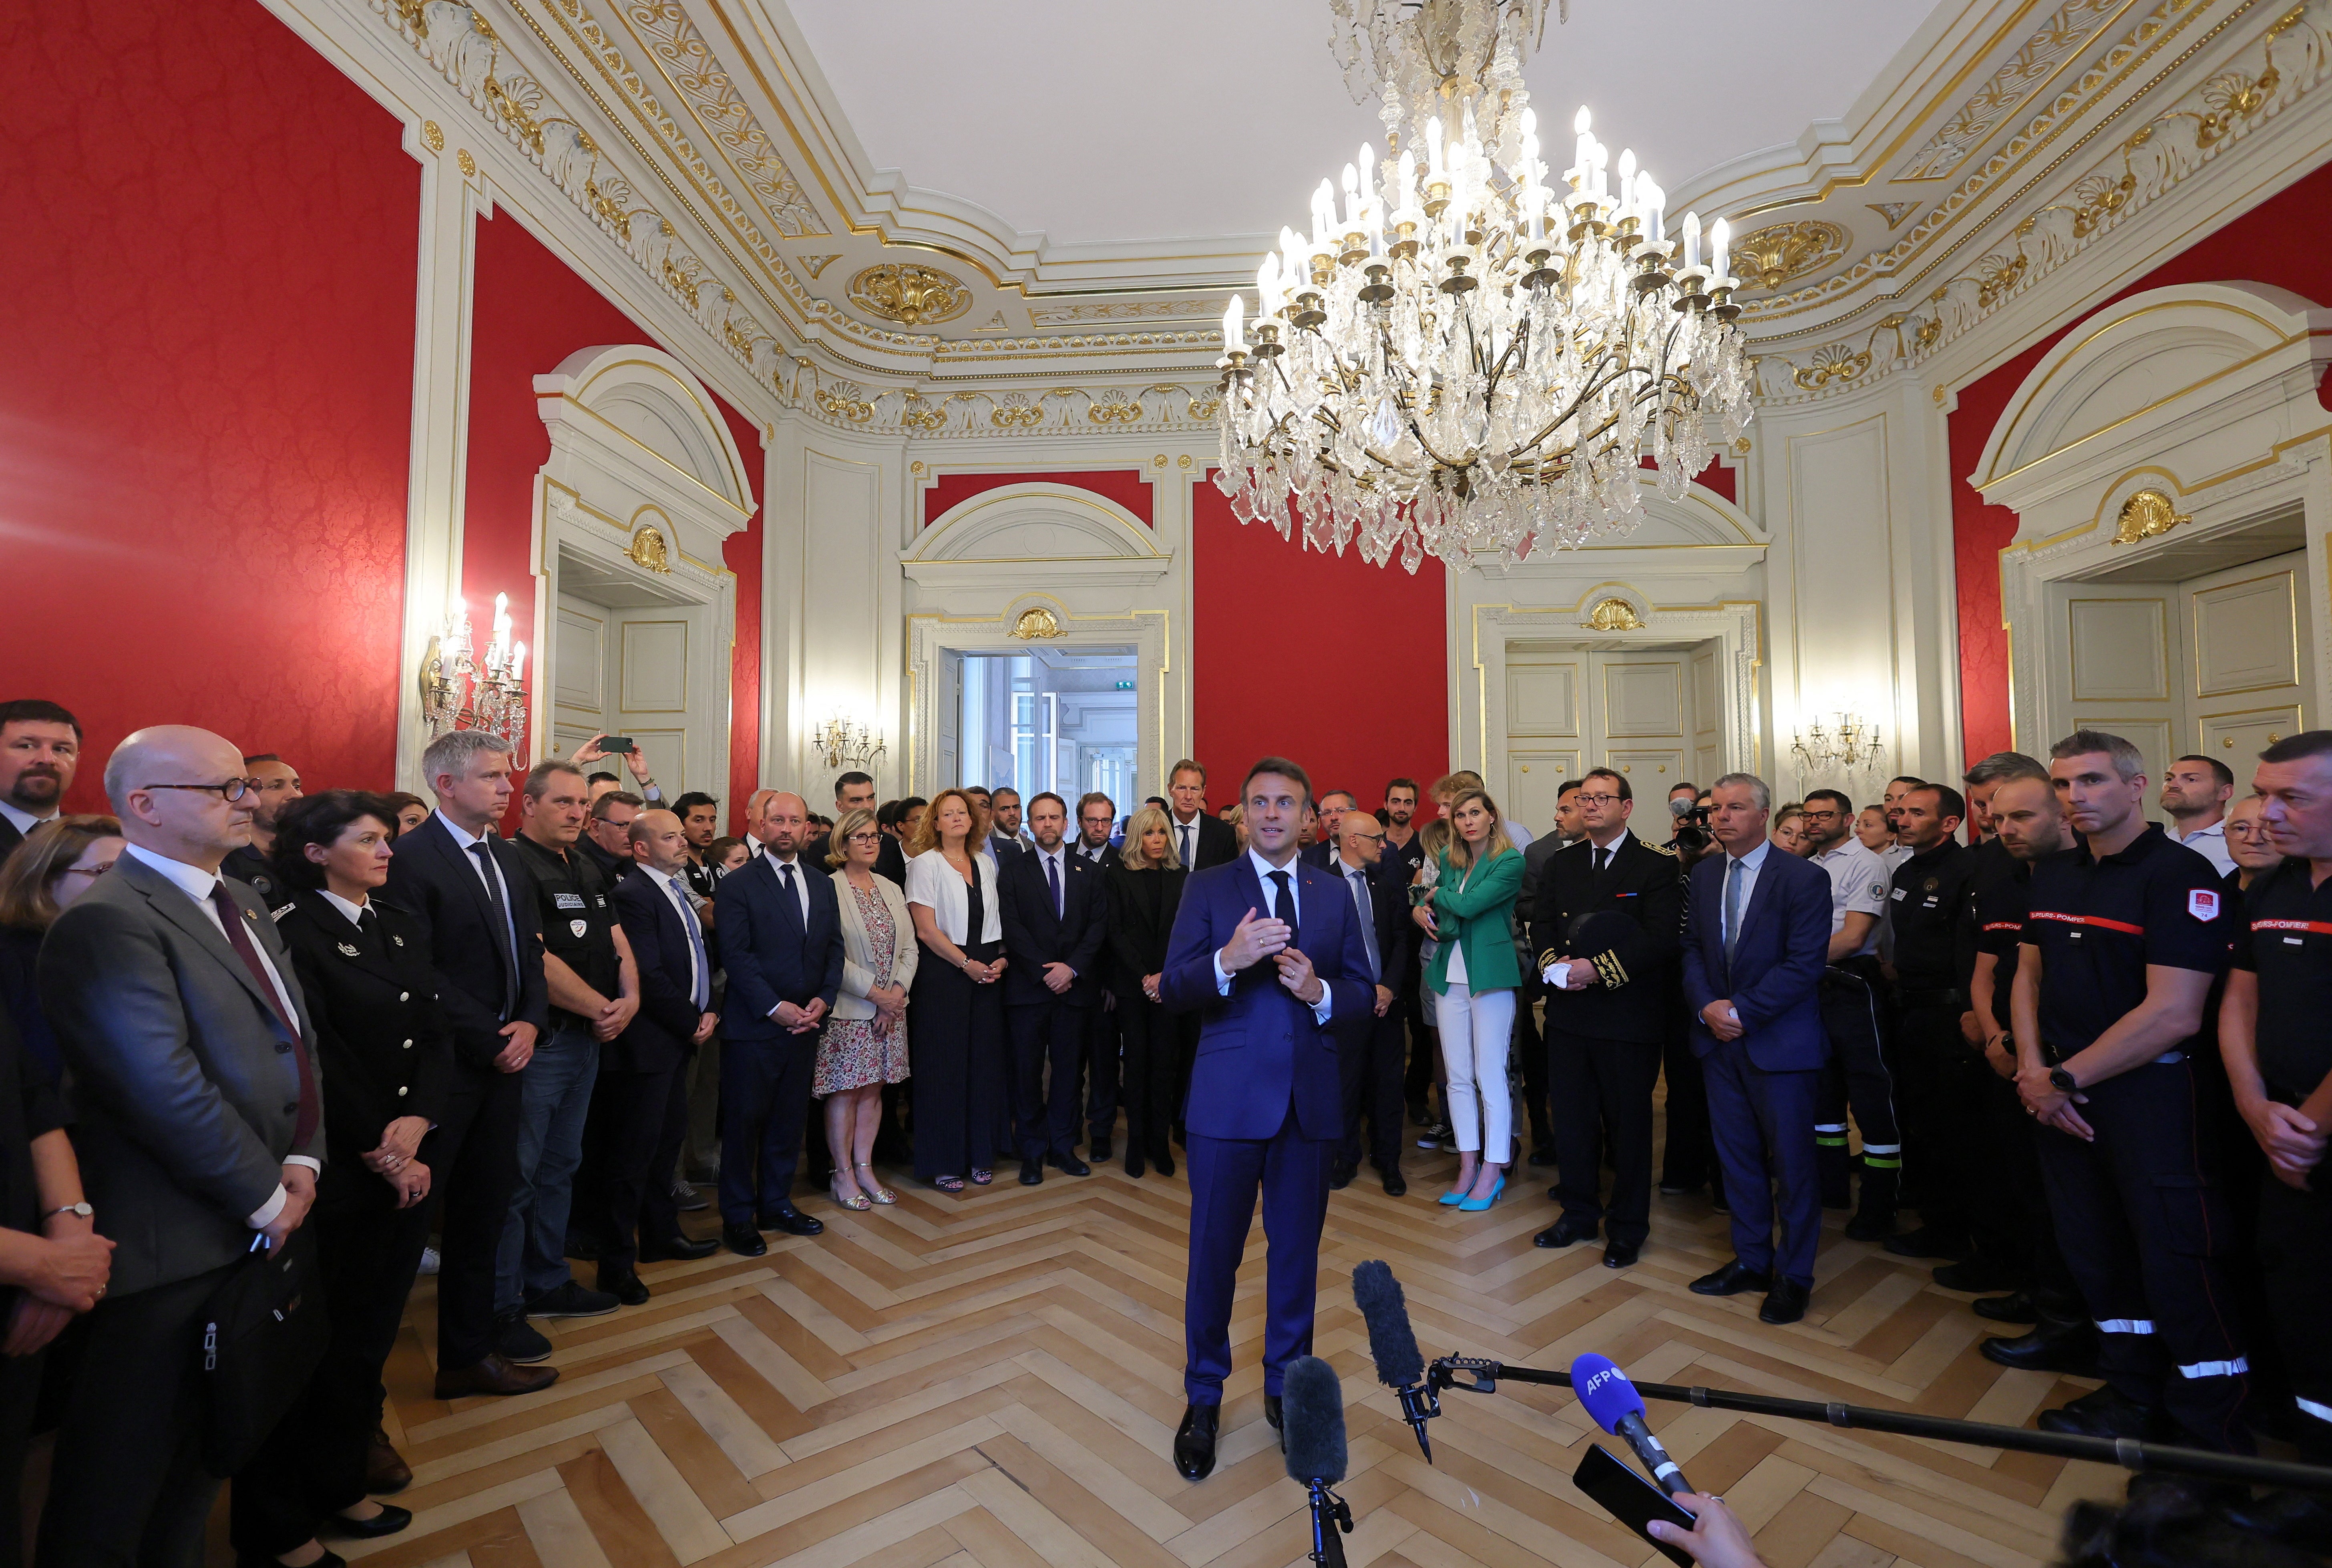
[210,883,319,1150]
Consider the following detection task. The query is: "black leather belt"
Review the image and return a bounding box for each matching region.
[1896,987,1965,1010]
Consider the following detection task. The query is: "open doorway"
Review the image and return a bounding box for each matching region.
[947,644,1138,801]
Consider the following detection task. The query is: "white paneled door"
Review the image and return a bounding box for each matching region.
[551,591,700,795]
[1505,647,1699,836]
[2186,551,2313,770]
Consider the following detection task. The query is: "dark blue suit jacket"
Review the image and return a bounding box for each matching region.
[1159,855,1374,1141]
[996,847,1106,1008]
[610,872,712,1075]
[1681,846,1832,1071]
[713,854,844,1045]
[381,815,549,1070]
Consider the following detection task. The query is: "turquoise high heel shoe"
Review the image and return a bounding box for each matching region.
[1458,1174,1506,1212]
[1437,1186,1466,1206]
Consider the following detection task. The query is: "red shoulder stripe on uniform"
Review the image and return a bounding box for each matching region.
[2252,919,2332,935]
[2028,910,2145,935]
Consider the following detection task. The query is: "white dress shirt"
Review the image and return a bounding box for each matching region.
[1212,848,1334,1022]
[120,842,318,1227]
[319,888,370,931]
[1717,838,1773,952]
[2172,819,2237,877]
[761,850,814,925]
[1810,837,1890,956]
[1171,811,1206,869]
[0,801,55,841]
[647,868,706,1004]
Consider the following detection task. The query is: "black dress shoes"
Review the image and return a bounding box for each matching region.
[1019,1162,1044,1186]
[1052,1153,1092,1177]
[1759,1277,1811,1325]
[1882,1226,1966,1260]
[1603,1241,1640,1269]
[763,1206,824,1237]
[1972,1290,2041,1324]
[432,1352,559,1399]
[2037,1384,2170,1440]
[1980,1319,2101,1376]
[597,1270,651,1307]
[639,1234,719,1262]
[723,1222,768,1257]
[1689,1259,1772,1297]
[1534,1216,1598,1250]
[1932,1257,2018,1293]
[1381,1169,1407,1197]
[1264,1391,1283,1451]
[1329,1161,1356,1191]
[1528,1147,1558,1168]
[1150,1147,1175,1178]
[1173,1403,1220,1481]
[328,1504,413,1539]
[1090,1135,1112,1162]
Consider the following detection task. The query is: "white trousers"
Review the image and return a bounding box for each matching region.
[1437,981,1516,1158]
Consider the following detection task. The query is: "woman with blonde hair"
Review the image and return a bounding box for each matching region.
[1419,786,1523,1210]
[820,808,915,1208]
[1105,804,1186,1177]
[0,814,123,1087]
[903,788,1007,1192]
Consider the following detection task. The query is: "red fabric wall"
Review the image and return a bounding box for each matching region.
[1190,479,1448,812]
[1949,161,2332,766]
[921,468,1154,527]
[0,0,418,807]
[465,215,766,829]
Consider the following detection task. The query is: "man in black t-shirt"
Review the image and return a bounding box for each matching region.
[2221,731,2332,1460]
[1884,784,1982,1266]
[2014,732,2246,1449]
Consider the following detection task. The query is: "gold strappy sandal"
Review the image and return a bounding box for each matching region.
[856,1162,898,1204]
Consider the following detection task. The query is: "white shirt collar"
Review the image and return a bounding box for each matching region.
[1247,847,1301,883]
[0,801,55,838]
[1728,839,1772,872]
[122,841,225,904]
[1811,835,1863,862]
[434,808,494,850]
[1585,827,1634,855]
[2175,820,2227,842]
[318,889,370,929]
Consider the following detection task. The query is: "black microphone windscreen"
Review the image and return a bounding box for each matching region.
[1351,1260,1425,1389]
[1281,1355,1348,1484]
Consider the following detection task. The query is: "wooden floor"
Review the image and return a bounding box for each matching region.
[327,1136,2133,1568]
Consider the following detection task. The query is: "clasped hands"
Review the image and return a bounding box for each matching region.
[1699,999,1744,1042]
[1544,957,1597,991]
[9,1207,114,1355]
[1219,908,1323,1005]
[362,1115,434,1208]
[2016,1063,2095,1142]
[772,997,828,1034]
[2239,1094,2326,1189]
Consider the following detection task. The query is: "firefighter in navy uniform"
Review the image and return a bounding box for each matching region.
[1881,784,1982,1264]
[2220,730,2332,1461]
[1526,769,1685,1269]
[2014,731,2247,1448]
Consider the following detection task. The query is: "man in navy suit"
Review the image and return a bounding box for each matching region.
[712,791,844,1255]
[1160,757,1373,1481]
[999,792,1106,1183]
[1681,772,1834,1325]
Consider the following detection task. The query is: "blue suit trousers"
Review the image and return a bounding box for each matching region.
[1702,1042,1823,1286]
[1182,1101,1335,1404]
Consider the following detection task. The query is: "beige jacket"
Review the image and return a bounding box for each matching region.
[830,869,919,1020]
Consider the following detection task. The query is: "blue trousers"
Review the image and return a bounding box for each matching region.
[719,1029,817,1224]
[1701,1043,1823,1287]
[1183,1104,1335,1404]
[496,1024,599,1311]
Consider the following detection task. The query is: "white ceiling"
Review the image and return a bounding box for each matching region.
[786,0,1945,250]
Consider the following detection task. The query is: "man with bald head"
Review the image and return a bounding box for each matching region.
[38,725,319,1564]
[712,790,844,1253]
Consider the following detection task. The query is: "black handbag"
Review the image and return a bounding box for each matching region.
[199,1224,330,1475]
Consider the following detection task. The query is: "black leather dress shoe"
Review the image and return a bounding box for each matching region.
[723,1222,768,1257]
[1980,1319,2101,1376]
[1603,1241,1640,1268]
[1019,1162,1044,1186]
[2037,1384,2169,1440]
[1534,1216,1598,1250]
[1090,1135,1112,1162]
[1173,1403,1220,1481]
[1759,1277,1811,1325]
[1882,1226,1966,1260]
[1052,1153,1092,1177]
[639,1234,719,1262]
[1658,1179,1701,1197]
[597,1270,650,1307]
[1381,1169,1407,1197]
[432,1352,559,1399]
[1329,1161,1356,1190]
[1264,1393,1283,1431]
[1689,1259,1772,1297]
[1972,1290,2040,1324]
[1932,1257,2018,1293]
[1528,1147,1558,1168]
[763,1207,824,1237]
[328,1503,413,1539]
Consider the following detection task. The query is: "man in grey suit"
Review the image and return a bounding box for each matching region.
[38,724,324,1568]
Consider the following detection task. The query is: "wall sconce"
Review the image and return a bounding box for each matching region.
[813,714,886,773]
[419,593,529,756]
[1790,711,1884,782]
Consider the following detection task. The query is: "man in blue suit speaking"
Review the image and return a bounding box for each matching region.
[1160,757,1373,1481]
[1681,772,1833,1325]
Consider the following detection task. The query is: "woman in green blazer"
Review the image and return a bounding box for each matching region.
[1421,787,1524,1210]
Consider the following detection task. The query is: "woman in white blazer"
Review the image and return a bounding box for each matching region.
[818,809,918,1209]
[903,789,1007,1193]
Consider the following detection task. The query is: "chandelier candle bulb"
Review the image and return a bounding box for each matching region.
[1574,105,1591,171]
[1681,211,1702,272]
[1711,217,1731,286]
[510,642,525,683]
[1223,294,1245,353]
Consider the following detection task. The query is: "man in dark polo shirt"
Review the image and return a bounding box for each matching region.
[1884,783,1981,1266]
[2013,730,2246,1448]
[2220,729,2332,1460]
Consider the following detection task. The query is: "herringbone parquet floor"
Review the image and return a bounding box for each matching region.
[320,1129,2132,1568]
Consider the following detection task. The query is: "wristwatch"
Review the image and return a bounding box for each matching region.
[43,1202,92,1221]
[2047,1065,2080,1094]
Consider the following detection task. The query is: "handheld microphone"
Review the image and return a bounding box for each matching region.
[1283,1357,1353,1568]
[1669,796,1693,819]
[1572,1353,1693,1497]
[1351,1260,1435,1460]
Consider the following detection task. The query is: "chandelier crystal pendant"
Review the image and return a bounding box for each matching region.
[1216,0,1753,570]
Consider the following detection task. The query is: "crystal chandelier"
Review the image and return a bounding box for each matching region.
[813,715,886,773]
[1215,0,1753,570]
[1790,712,1886,781]
[418,593,529,755]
